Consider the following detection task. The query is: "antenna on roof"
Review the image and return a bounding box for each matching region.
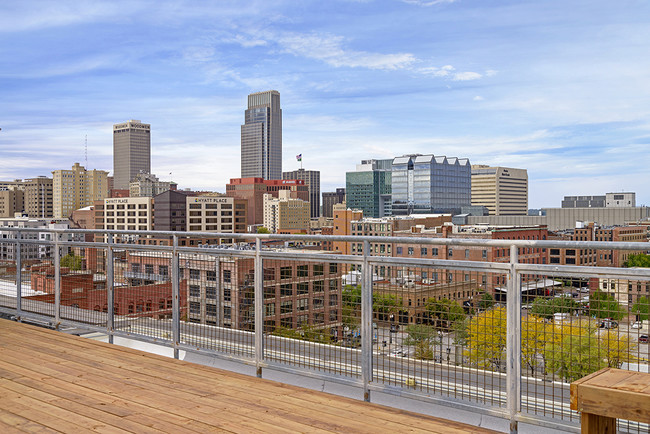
[84,134,88,168]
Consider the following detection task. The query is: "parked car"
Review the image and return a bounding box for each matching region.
[639,335,649,343]
[632,321,642,329]
[599,319,618,329]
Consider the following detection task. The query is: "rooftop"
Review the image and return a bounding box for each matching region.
[0,319,496,433]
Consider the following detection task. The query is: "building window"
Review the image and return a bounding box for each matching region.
[396,247,403,255]
[189,302,201,314]
[280,267,292,279]
[207,270,217,281]
[448,249,453,258]
[206,286,216,299]
[408,247,414,256]
[223,269,231,283]
[206,304,217,316]
[421,247,427,256]
[189,269,200,280]
[189,285,201,297]
[297,265,308,277]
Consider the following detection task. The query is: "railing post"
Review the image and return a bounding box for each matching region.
[254,237,264,378]
[54,232,61,329]
[215,256,222,327]
[361,240,373,402]
[15,231,22,320]
[106,234,115,344]
[172,235,180,359]
[506,245,521,433]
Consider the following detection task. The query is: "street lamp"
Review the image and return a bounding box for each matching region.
[389,313,395,344]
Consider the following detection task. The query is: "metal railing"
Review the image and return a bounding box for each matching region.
[1,227,650,433]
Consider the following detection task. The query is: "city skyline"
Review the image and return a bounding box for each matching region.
[1,1,649,208]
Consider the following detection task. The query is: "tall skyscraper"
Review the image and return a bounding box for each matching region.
[346,159,393,218]
[471,165,528,215]
[392,154,471,215]
[282,168,320,218]
[113,120,151,190]
[241,90,282,180]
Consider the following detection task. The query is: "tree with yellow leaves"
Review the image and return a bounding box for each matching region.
[600,330,638,368]
[464,307,507,371]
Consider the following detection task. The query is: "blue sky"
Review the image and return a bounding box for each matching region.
[1,0,649,208]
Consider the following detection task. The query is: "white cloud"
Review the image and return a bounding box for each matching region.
[473,96,484,101]
[485,69,498,77]
[418,64,454,77]
[223,34,268,48]
[401,0,458,6]
[452,71,482,81]
[272,32,416,70]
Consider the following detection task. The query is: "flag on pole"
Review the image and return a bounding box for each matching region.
[296,154,302,162]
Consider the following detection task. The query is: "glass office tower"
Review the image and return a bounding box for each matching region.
[241,90,282,180]
[392,154,470,215]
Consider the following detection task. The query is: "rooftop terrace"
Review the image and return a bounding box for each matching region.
[0,319,495,433]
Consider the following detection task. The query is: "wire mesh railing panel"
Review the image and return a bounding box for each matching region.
[369,263,508,407]
[117,246,174,340]
[519,265,650,432]
[57,245,108,326]
[0,240,18,309]
[261,258,359,377]
[18,237,55,318]
[179,254,255,359]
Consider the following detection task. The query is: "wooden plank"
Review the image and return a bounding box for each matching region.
[0,320,498,433]
[570,368,609,410]
[577,383,650,424]
[584,368,634,389]
[581,412,616,434]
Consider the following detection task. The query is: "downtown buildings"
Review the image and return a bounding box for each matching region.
[241,90,282,180]
[391,154,471,216]
[113,120,151,190]
[52,163,109,219]
[471,165,528,216]
[283,168,320,218]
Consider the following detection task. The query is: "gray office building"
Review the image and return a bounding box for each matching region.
[322,188,345,218]
[392,154,471,215]
[241,90,282,180]
[283,168,320,218]
[113,120,151,190]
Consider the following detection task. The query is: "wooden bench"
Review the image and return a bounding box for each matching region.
[570,367,650,433]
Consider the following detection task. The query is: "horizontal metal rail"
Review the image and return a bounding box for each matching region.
[1,227,649,433]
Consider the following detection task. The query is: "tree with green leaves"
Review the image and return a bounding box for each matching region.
[60,253,82,270]
[256,227,271,234]
[425,298,466,331]
[545,333,606,383]
[478,291,495,310]
[589,290,626,320]
[624,253,650,268]
[401,324,439,360]
[631,296,650,321]
[530,297,579,319]
[373,292,401,321]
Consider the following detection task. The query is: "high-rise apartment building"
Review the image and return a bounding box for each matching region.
[241,90,282,180]
[391,154,471,216]
[322,188,346,218]
[153,190,190,232]
[129,172,176,197]
[471,165,528,216]
[22,177,53,218]
[263,190,310,234]
[113,120,151,190]
[282,168,320,218]
[52,163,108,219]
[0,190,23,218]
[346,159,392,218]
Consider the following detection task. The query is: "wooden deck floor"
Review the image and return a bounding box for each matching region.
[0,320,497,433]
